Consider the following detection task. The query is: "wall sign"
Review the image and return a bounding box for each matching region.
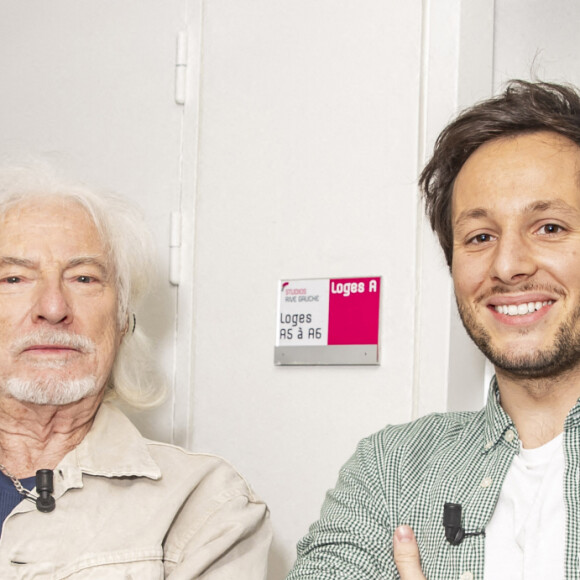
[275,277,381,365]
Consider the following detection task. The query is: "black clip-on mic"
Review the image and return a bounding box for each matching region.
[443,503,485,545]
[443,503,465,545]
[35,469,55,513]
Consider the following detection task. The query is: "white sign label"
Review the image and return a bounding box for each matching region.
[276,279,329,346]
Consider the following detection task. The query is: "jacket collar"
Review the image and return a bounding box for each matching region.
[58,402,161,481]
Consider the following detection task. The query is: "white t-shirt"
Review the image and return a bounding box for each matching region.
[484,433,565,579]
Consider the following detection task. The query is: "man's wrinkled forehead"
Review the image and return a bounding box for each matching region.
[0,196,114,274]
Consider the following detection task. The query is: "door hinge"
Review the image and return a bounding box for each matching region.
[169,211,181,285]
[175,31,188,105]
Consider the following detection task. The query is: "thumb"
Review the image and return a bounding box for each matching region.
[393,525,426,580]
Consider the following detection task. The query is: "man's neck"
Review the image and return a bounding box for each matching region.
[0,393,104,478]
[495,366,580,449]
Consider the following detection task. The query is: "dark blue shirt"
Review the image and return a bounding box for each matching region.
[0,472,35,534]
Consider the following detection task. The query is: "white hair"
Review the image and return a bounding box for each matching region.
[0,159,166,409]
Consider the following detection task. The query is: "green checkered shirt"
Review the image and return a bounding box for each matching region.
[287,378,580,579]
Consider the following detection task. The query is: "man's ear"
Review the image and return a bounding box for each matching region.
[121,313,135,338]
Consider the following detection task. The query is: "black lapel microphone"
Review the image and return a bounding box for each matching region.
[36,469,55,513]
[443,502,485,545]
[443,503,464,545]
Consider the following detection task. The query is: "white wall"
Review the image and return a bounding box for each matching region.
[494,0,580,90]
[187,1,481,577]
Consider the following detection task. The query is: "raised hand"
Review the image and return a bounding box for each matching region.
[393,525,427,580]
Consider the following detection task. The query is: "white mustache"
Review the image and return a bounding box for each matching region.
[11,331,95,355]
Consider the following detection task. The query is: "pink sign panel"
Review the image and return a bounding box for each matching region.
[328,277,380,345]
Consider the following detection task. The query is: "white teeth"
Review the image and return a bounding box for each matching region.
[494,300,553,316]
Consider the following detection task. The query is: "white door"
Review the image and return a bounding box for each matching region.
[0,0,201,444]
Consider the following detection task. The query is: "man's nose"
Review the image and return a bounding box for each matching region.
[31,279,72,325]
[489,232,537,284]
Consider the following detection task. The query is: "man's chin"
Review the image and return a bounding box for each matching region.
[457,301,580,380]
[1,376,99,406]
[485,346,580,379]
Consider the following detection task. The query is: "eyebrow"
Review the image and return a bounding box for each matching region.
[0,255,110,276]
[454,199,579,228]
[0,257,37,268]
[66,257,109,274]
[523,199,578,214]
[453,208,489,229]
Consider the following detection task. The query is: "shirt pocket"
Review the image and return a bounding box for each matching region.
[15,548,165,580]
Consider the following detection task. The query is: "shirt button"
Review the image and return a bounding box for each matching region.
[484,441,493,450]
[504,429,516,443]
[480,477,493,488]
[460,572,473,580]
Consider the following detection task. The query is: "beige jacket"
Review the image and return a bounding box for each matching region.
[0,403,271,579]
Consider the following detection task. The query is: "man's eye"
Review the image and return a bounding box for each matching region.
[77,276,94,283]
[5,277,21,284]
[538,223,563,235]
[469,233,492,244]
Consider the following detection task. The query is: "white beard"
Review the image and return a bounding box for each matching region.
[3,376,99,405]
[3,329,100,405]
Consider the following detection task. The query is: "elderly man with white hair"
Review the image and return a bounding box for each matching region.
[0,163,271,579]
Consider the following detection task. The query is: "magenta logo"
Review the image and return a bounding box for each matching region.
[328,277,380,345]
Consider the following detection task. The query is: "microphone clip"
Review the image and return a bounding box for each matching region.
[35,469,55,513]
[443,502,484,545]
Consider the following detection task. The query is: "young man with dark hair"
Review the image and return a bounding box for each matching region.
[287,80,580,579]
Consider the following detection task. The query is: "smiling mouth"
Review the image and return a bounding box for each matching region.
[493,300,554,317]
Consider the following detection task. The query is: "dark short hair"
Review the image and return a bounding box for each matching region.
[419,80,580,268]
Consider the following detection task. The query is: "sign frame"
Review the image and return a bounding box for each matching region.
[274,276,381,365]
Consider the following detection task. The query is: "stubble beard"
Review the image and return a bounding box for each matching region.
[456,297,580,379]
